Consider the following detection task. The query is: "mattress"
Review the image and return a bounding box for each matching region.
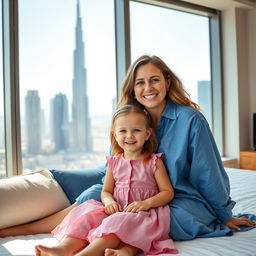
[1,167,256,256]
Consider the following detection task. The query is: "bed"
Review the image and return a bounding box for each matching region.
[0,167,256,256]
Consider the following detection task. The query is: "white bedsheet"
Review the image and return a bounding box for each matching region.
[1,168,256,256]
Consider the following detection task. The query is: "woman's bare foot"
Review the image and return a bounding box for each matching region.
[35,244,69,256]
[104,248,133,256]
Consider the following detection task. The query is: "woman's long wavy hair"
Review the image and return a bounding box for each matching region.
[117,55,200,110]
[110,104,158,160]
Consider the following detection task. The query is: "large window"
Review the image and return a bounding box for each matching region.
[130,1,212,128]
[0,1,6,178]
[18,0,116,171]
[2,0,222,176]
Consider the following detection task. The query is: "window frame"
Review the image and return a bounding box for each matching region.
[2,0,22,176]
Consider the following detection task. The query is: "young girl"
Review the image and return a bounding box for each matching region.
[35,104,178,256]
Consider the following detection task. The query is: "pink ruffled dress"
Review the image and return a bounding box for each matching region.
[52,153,178,255]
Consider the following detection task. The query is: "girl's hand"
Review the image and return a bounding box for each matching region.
[124,201,150,213]
[104,201,122,215]
[224,217,256,230]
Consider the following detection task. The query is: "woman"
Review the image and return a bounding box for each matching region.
[1,55,254,246]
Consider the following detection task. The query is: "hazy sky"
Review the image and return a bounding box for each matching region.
[17,0,116,119]
[0,0,210,118]
[130,1,210,99]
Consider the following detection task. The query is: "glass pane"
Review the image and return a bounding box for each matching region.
[19,0,116,171]
[130,1,212,128]
[0,1,6,178]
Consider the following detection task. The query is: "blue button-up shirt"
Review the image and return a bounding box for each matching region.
[157,99,236,240]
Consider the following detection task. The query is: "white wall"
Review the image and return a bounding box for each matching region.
[236,8,252,151]
[221,7,256,162]
[222,6,240,158]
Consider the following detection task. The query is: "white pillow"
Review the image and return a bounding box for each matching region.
[0,169,70,229]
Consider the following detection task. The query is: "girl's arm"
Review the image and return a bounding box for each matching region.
[101,167,122,214]
[124,158,174,212]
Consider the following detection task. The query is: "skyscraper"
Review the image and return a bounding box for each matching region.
[197,80,212,128]
[0,116,4,149]
[25,90,42,154]
[72,0,92,152]
[52,93,69,151]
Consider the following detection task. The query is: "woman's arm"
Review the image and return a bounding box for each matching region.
[101,167,122,214]
[124,158,174,213]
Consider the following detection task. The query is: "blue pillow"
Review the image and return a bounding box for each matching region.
[50,165,106,204]
[76,183,103,204]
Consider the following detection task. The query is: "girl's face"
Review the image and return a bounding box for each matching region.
[133,63,169,117]
[112,112,151,159]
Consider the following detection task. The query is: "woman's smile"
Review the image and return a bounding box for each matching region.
[134,63,168,117]
[143,93,158,100]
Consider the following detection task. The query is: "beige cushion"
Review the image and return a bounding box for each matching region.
[0,169,70,229]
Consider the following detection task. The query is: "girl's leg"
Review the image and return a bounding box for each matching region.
[0,203,77,237]
[35,236,88,256]
[76,234,121,256]
[105,244,141,256]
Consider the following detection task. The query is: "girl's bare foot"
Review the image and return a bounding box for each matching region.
[35,244,69,256]
[104,248,132,256]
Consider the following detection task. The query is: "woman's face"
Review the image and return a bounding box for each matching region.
[133,63,169,116]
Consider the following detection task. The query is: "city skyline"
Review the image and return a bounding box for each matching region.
[21,77,211,155]
[24,0,93,155]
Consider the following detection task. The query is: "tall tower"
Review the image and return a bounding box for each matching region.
[52,93,69,151]
[25,90,42,154]
[72,0,92,151]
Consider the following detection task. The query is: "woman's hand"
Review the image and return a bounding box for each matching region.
[224,217,256,230]
[104,201,122,215]
[124,201,150,213]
